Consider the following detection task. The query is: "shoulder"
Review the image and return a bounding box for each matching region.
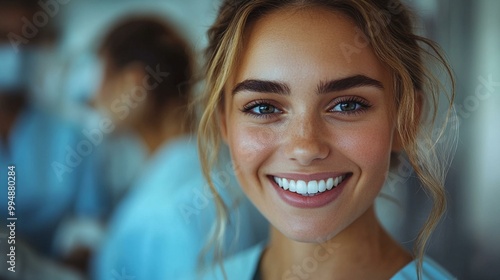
[94,157,207,279]
[102,136,207,243]
[200,243,265,280]
[391,257,456,280]
[121,135,203,203]
[15,106,81,145]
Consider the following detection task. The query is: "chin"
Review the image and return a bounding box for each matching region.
[277,217,347,244]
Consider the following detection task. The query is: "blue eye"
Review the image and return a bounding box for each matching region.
[251,104,279,114]
[332,101,363,112]
[330,97,371,114]
[242,100,282,117]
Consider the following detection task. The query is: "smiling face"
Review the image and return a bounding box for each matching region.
[220,6,398,242]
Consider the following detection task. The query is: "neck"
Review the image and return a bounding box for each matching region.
[260,206,412,280]
[133,108,190,155]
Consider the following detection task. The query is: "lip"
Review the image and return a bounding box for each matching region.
[271,172,346,182]
[268,173,351,209]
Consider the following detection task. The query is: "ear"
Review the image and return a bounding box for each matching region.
[391,90,423,153]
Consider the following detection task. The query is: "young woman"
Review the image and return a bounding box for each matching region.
[198,0,456,279]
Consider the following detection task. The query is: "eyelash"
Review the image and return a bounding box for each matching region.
[241,99,281,119]
[240,96,372,118]
[328,96,372,115]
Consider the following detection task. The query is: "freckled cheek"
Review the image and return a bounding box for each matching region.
[336,126,393,173]
[228,124,278,178]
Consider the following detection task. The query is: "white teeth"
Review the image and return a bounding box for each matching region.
[318,180,326,192]
[282,178,289,190]
[273,175,346,196]
[296,180,307,194]
[326,178,334,190]
[289,180,296,192]
[307,180,319,194]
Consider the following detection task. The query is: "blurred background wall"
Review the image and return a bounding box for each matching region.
[392,1,500,279]
[418,1,500,279]
[1,0,498,279]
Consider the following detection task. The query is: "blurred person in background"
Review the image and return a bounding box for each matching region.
[0,0,108,279]
[91,16,268,280]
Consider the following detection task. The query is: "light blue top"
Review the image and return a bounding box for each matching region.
[93,136,268,280]
[0,106,107,255]
[201,243,457,280]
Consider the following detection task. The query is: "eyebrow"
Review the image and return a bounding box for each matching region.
[232,74,384,96]
[316,75,384,94]
[232,79,290,95]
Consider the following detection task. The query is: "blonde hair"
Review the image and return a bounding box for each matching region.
[197,0,455,278]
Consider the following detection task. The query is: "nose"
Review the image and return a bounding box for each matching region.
[284,114,330,165]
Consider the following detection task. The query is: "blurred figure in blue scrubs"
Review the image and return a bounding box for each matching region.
[0,0,107,279]
[92,16,268,280]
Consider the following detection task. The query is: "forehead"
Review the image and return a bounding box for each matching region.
[232,6,390,86]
